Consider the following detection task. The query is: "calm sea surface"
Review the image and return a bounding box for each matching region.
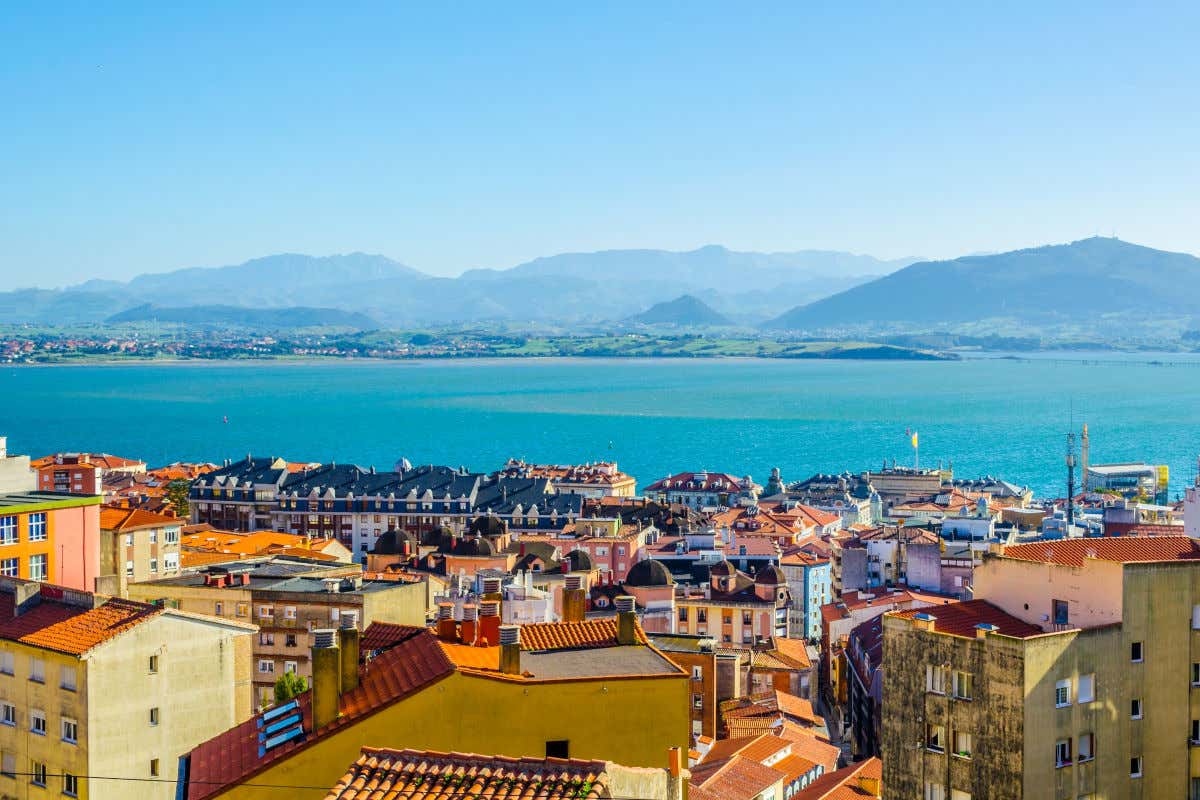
[3,356,1199,499]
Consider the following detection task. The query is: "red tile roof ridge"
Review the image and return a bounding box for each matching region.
[888,598,1044,639]
[0,587,162,656]
[1001,535,1200,567]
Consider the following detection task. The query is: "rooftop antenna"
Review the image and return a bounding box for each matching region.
[1066,431,1076,528]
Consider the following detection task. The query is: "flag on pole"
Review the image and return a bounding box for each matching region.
[911,431,919,449]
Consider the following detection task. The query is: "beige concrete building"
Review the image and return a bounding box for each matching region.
[882,536,1200,800]
[98,506,183,596]
[0,577,254,800]
[127,557,427,708]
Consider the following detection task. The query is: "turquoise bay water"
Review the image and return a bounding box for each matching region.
[2,357,1199,499]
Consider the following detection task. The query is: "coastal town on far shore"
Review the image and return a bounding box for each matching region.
[0,430,1198,800]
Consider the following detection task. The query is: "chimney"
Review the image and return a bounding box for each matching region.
[615,595,639,645]
[974,622,997,640]
[911,612,937,633]
[499,624,521,674]
[310,629,341,730]
[666,747,686,800]
[436,602,457,641]
[562,574,586,623]
[338,611,360,693]
[460,603,479,646]
[479,600,501,646]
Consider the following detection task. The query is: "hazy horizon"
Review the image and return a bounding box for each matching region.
[3,3,1198,286]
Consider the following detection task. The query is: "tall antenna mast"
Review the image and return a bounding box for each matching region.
[1066,432,1076,529]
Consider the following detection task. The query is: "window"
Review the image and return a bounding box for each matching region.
[284,661,298,674]
[679,607,688,622]
[26,513,47,542]
[149,558,158,573]
[28,554,46,581]
[1055,678,1071,707]
[1078,733,1094,762]
[742,610,752,625]
[63,773,79,797]
[924,783,946,800]
[236,603,249,617]
[60,665,77,691]
[1192,719,1200,744]
[259,606,273,619]
[285,606,297,620]
[545,740,569,759]
[149,655,158,673]
[0,516,16,545]
[259,632,275,646]
[693,693,703,709]
[1131,698,1142,720]
[62,717,77,743]
[927,665,948,695]
[1055,738,1072,767]
[149,529,158,544]
[331,608,341,622]
[285,633,298,648]
[164,527,180,545]
[952,671,973,700]
[723,614,732,625]
[1077,673,1094,703]
[150,759,159,777]
[29,657,44,683]
[0,559,16,578]
[926,723,945,752]
[697,609,707,624]
[1131,641,1143,662]
[257,659,274,674]
[31,761,47,787]
[149,707,159,726]
[125,560,134,577]
[952,730,972,759]
[1,702,14,726]
[30,710,46,735]
[0,652,12,675]
[1052,599,1069,625]
[1130,756,1142,778]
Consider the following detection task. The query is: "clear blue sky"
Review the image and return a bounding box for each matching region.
[2,2,1198,286]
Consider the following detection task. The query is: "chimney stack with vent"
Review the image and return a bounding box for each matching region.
[338,611,360,693]
[562,574,586,623]
[481,576,503,616]
[499,625,521,674]
[436,602,457,641]
[615,595,638,645]
[478,600,501,646]
[311,629,341,730]
[460,603,479,646]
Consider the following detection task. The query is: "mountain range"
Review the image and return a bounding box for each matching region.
[763,237,1200,332]
[0,246,914,328]
[2,237,1197,336]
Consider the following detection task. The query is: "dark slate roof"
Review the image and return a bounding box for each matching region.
[624,558,674,587]
[197,456,288,487]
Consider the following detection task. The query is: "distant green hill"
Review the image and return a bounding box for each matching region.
[764,237,1200,330]
[626,294,733,326]
[107,304,379,330]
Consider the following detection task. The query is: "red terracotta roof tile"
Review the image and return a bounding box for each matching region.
[325,747,610,800]
[99,505,180,531]
[889,599,1044,639]
[792,756,881,799]
[1002,535,1200,567]
[776,724,840,772]
[690,755,784,800]
[519,619,646,650]
[0,585,160,656]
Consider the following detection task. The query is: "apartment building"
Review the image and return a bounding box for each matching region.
[30,452,146,498]
[677,562,791,644]
[644,472,760,510]
[126,557,426,708]
[882,536,1200,799]
[180,605,690,800]
[496,459,638,497]
[98,506,182,596]
[0,578,254,800]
